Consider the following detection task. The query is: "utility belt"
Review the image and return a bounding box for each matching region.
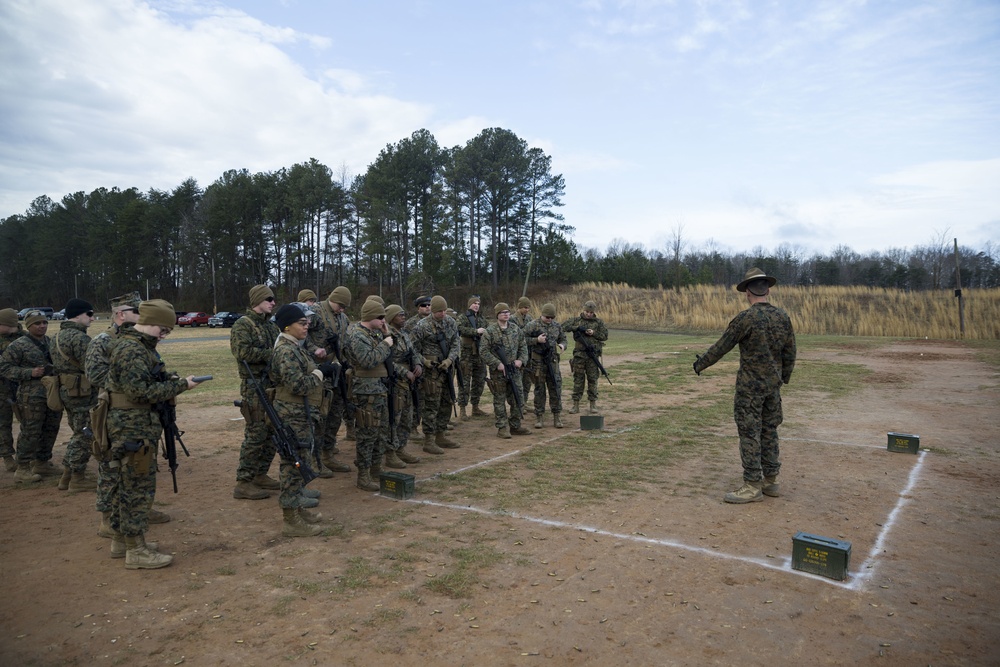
[274,384,324,405]
[353,366,388,378]
[530,351,551,362]
[108,391,155,410]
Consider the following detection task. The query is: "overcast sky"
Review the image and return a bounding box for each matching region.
[2,0,998,256]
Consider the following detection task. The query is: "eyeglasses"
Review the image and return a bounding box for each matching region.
[264,297,275,302]
[158,326,173,336]
[124,307,139,314]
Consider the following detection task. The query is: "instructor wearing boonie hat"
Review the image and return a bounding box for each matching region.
[409,295,461,453]
[693,268,796,504]
[231,286,281,501]
[457,296,487,420]
[562,299,608,415]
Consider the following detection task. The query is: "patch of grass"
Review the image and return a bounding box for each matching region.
[334,556,402,593]
[362,607,405,627]
[271,594,298,617]
[423,544,506,599]
[368,508,414,535]
[785,358,872,398]
[214,565,236,576]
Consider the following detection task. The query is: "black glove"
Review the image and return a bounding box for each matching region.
[693,354,702,376]
[318,362,339,379]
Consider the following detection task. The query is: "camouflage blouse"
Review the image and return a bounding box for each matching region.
[231,309,279,381]
[346,324,391,396]
[53,320,91,375]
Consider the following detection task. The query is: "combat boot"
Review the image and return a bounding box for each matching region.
[589,400,598,414]
[436,432,460,449]
[344,423,356,441]
[568,400,580,414]
[762,475,780,498]
[553,414,564,429]
[125,534,172,570]
[315,458,335,478]
[31,460,60,477]
[298,494,319,508]
[301,486,321,499]
[397,447,422,464]
[497,426,511,439]
[370,458,383,479]
[534,415,544,429]
[252,473,280,490]
[724,480,764,504]
[68,471,97,492]
[298,507,323,524]
[460,405,469,421]
[3,455,15,472]
[147,508,171,524]
[385,450,407,469]
[422,433,444,455]
[511,425,532,436]
[58,467,72,490]
[356,468,380,492]
[14,464,41,483]
[321,450,351,473]
[282,508,322,537]
[233,480,270,500]
[111,533,158,558]
[471,404,487,417]
[98,511,115,538]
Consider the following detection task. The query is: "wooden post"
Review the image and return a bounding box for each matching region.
[953,238,965,337]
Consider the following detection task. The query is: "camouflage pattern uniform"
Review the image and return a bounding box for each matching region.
[411,315,460,435]
[403,311,429,334]
[457,307,487,409]
[270,334,326,508]
[693,303,796,482]
[387,322,423,452]
[0,327,25,463]
[106,326,189,537]
[480,322,529,430]
[562,313,609,403]
[511,309,534,398]
[52,320,95,473]
[86,322,131,516]
[0,333,62,466]
[345,323,392,470]
[231,309,280,482]
[308,300,351,458]
[522,318,566,417]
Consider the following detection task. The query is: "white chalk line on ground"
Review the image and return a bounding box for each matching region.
[385,429,926,590]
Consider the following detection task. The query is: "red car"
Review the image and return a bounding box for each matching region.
[177,312,209,327]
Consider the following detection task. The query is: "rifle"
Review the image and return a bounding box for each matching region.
[537,343,560,385]
[434,329,459,415]
[491,343,525,414]
[241,360,318,486]
[383,339,397,450]
[404,347,422,427]
[326,333,357,420]
[573,326,613,385]
[151,363,190,493]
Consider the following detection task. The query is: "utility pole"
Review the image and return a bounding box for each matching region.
[953,238,965,338]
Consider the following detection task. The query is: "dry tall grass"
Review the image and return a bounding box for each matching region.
[539,282,1000,339]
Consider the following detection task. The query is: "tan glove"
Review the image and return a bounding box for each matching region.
[438,358,453,371]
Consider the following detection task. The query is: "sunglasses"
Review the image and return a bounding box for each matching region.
[376,315,386,320]
[264,297,275,302]
[86,311,95,317]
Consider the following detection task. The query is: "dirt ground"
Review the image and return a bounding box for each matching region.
[1,336,998,666]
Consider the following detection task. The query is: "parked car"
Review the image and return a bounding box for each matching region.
[17,307,54,320]
[52,309,66,321]
[177,312,210,327]
[208,311,243,328]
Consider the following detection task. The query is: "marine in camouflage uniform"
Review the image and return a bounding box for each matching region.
[106,299,198,569]
[51,298,98,491]
[457,296,488,419]
[693,268,796,504]
[480,303,530,438]
[383,305,424,469]
[0,311,62,482]
[410,296,461,453]
[403,296,432,334]
[345,300,393,490]
[307,287,353,475]
[0,308,24,472]
[511,296,535,400]
[562,300,609,414]
[231,285,281,500]
[522,303,567,428]
[270,304,332,537]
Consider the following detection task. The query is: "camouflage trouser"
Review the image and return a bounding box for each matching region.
[274,400,322,508]
[521,372,532,407]
[488,371,524,430]
[15,396,62,465]
[60,391,96,472]
[530,360,563,415]
[95,459,114,513]
[108,445,158,538]
[236,382,277,482]
[0,394,13,459]
[458,347,486,407]
[570,355,600,402]
[354,393,388,470]
[421,369,453,435]
[389,382,413,451]
[320,380,347,454]
[734,388,783,482]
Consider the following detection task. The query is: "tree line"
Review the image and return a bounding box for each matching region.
[1,125,997,311]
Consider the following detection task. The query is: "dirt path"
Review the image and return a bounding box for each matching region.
[1,338,998,666]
